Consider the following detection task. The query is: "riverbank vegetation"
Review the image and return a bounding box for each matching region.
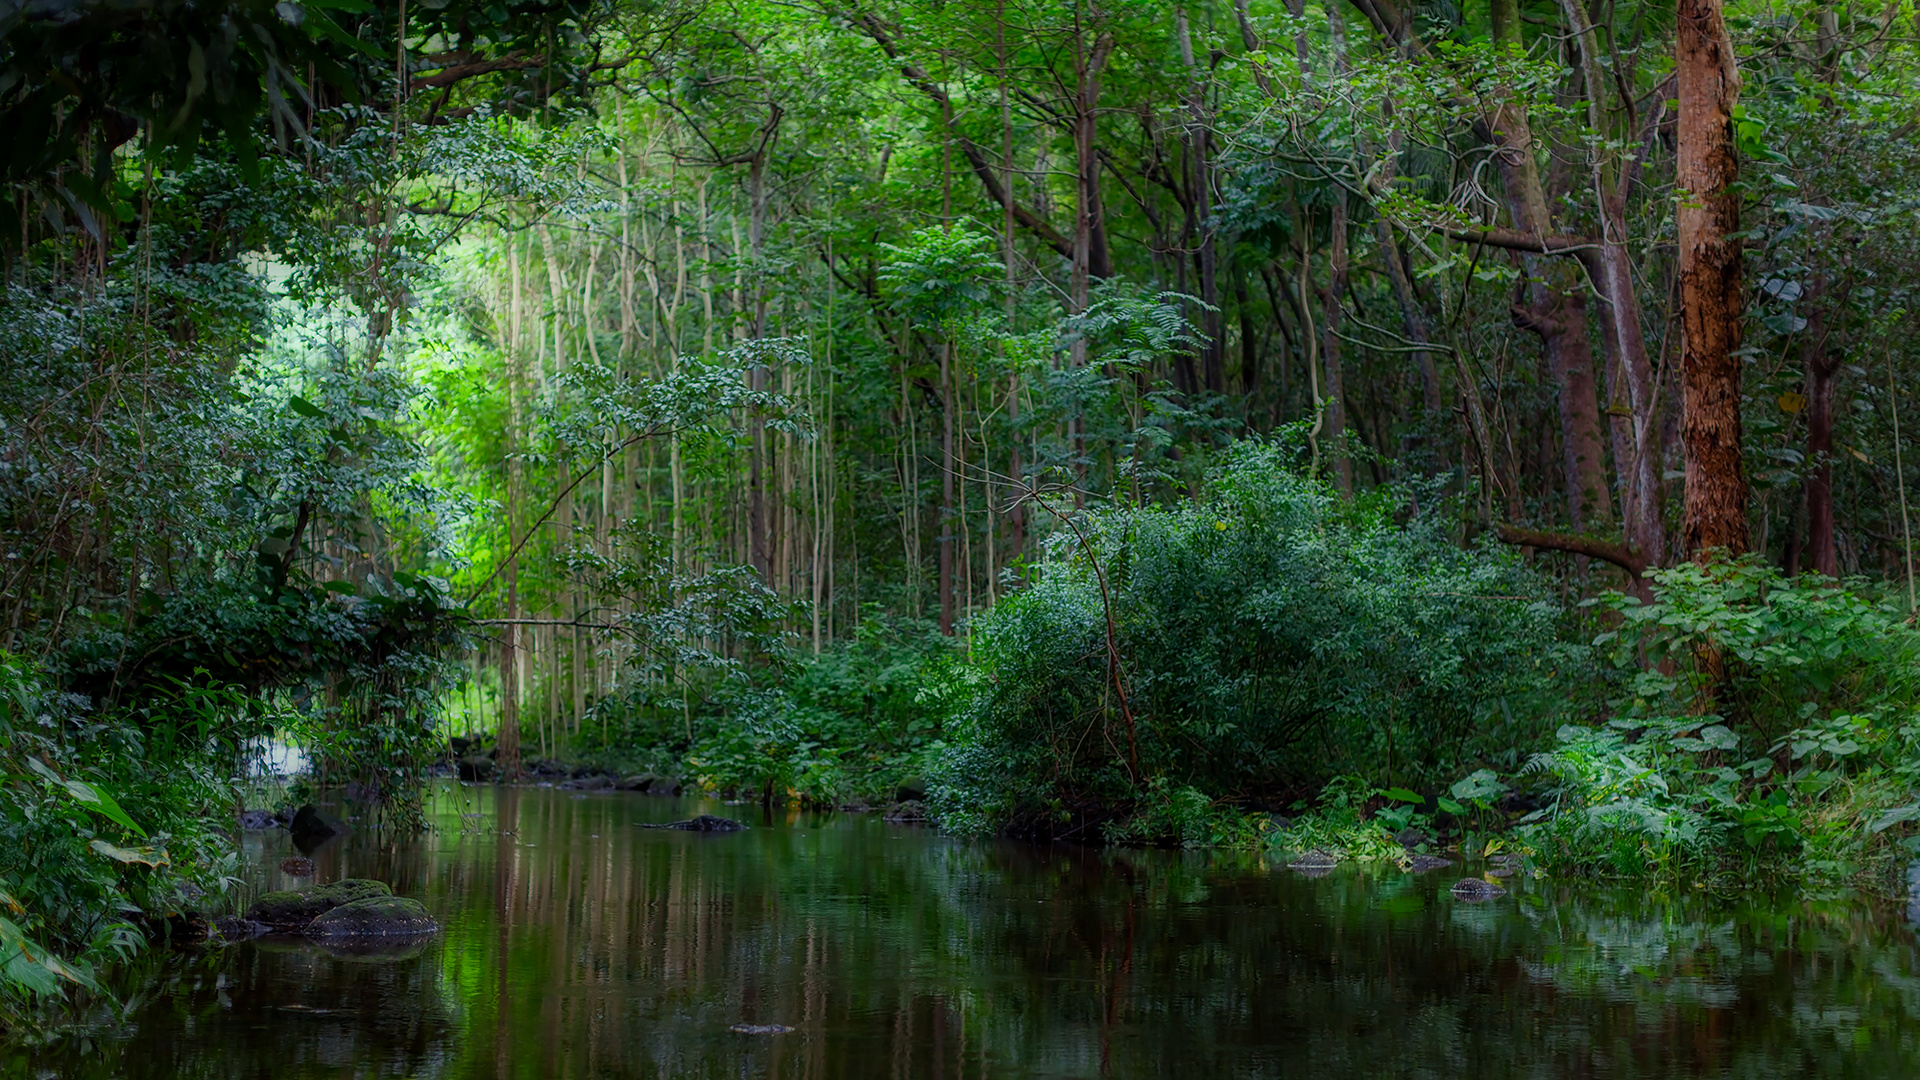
[5,0,1920,1018]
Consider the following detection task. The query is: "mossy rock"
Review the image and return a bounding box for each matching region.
[305,896,438,938]
[247,878,392,930]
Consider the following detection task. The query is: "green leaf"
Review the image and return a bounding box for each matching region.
[1379,787,1423,804]
[1698,725,1739,750]
[1449,769,1506,803]
[289,396,326,418]
[1869,805,1919,833]
[88,839,168,866]
[27,757,147,837]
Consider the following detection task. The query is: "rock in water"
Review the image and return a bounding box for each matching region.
[1407,855,1453,873]
[306,896,438,938]
[248,879,392,931]
[1451,877,1508,902]
[237,809,280,830]
[457,756,495,782]
[882,799,927,822]
[1289,850,1339,877]
[730,1024,793,1035]
[639,814,746,832]
[288,804,346,854]
[210,916,268,943]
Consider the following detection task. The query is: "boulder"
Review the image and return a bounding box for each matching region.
[1450,877,1508,902]
[883,799,928,822]
[1407,855,1453,873]
[458,756,495,782]
[893,777,929,802]
[210,916,269,943]
[237,809,281,830]
[639,814,746,832]
[288,804,346,854]
[648,775,684,795]
[248,878,392,931]
[1394,827,1431,850]
[306,896,438,938]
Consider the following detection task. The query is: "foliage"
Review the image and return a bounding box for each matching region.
[0,655,260,1021]
[931,439,1561,838]
[582,616,963,807]
[1515,561,1920,885]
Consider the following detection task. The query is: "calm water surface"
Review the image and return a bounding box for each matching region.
[27,783,1920,1078]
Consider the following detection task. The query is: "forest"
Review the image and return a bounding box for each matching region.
[4,0,1920,1015]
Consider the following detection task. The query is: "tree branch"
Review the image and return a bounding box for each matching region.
[1495,523,1647,577]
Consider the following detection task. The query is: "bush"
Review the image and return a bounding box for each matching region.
[932,440,1561,839]
[586,616,964,806]
[0,655,262,1023]
[1516,559,1920,885]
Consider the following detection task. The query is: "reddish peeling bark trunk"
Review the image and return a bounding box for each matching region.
[1677,0,1750,557]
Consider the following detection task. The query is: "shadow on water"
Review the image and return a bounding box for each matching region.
[20,782,1920,1078]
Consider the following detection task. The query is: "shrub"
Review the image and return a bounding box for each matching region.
[0,655,261,1021]
[668,617,963,805]
[1516,559,1920,885]
[932,440,1561,838]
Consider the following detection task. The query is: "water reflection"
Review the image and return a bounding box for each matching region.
[27,784,1920,1078]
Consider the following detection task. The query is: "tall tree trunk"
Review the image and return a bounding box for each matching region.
[1318,198,1353,495]
[1804,303,1840,575]
[939,340,956,635]
[1175,6,1222,392]
[1374,221,1440,416]
[1560,0,1667,563]
[1677,0,1750,557]
[1518,291,1614,531]
[998,1,1026,565]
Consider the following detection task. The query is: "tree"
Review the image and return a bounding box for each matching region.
[1677,0,1750,558]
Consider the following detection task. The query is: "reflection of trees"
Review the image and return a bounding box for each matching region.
[33,787,1920,1078]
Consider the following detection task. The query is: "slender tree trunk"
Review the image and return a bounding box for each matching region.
[939,341,956,635]
[1319,199,1353,495]
[498,247,525,778]
[1519,292,1614,531]
[1804,302,1840,575]
[1375,221,1440,415]
[1677,0,1749,557]
[1560,0,1667,563]
[1175,6,1222,393]
[999,3,1026,564]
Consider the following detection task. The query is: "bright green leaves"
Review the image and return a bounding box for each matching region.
[0,903,98,996]
[25,756,147,839]
[878,225,1005,335]
[87,839,169,867]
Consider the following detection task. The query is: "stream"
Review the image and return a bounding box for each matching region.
[23,782,1920,1078]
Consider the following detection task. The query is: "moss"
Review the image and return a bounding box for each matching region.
[247,878,392,930]
[305,896,437,938]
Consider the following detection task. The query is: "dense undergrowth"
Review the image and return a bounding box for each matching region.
[562,443,1920,894]
[0,655,264,1017]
